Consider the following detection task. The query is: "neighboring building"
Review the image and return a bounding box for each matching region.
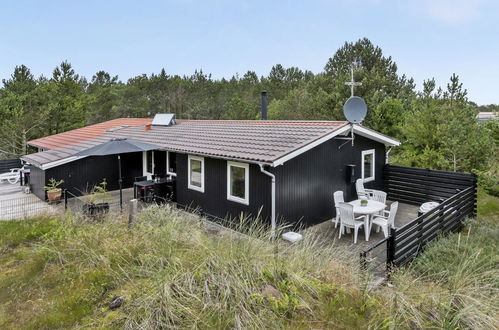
[476,112,498,122]
[22,115,400,228]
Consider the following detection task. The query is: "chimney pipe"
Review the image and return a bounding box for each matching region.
[261,91,268,120]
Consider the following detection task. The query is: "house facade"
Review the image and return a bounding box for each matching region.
[22,115,399,228]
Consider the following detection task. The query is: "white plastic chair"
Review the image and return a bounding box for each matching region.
[371,190,387,215]
[338,203,366,244]
[355,179,374,200]
[0,167,21,184]
[332,191,344,228]
[371,201,399,238]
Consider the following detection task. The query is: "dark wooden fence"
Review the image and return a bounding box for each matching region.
[383,164,477,205]
[361,165,477,276]
[0,158,22,174]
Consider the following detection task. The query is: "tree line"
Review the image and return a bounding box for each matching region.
[0,38,497,190]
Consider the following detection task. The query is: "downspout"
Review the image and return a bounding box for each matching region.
[259,164,276,238]
[385,146,393,164]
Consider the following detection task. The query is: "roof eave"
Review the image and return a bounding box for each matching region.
[352,124,401,147]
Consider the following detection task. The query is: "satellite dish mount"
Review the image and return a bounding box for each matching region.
[338,59,367,147]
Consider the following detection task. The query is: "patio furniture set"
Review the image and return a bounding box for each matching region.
[133,175,176,203]
[334,179,399,243]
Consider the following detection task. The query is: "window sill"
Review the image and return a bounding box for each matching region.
[188,184,204,193]
[227,196,249,205]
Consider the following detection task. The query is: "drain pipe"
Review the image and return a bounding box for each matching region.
[386,147,393,164]
[259,164,276,238]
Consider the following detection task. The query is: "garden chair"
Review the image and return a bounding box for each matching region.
[332,190,344,228]
[338,203,367,244]
[355,179,374,200]
[0,167,21,184]
[371,190,387,215]
[371,201,399,238]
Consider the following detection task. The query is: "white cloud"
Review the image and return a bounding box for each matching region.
[418,0,488,24]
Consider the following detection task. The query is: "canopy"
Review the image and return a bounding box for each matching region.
[74,138,161,157]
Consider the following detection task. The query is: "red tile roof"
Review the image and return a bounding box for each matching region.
[23,119,352,167]
[27,118,152,150]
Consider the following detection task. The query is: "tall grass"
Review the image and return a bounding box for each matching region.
[388,219,499,329]
[0,198,497,329]
[0,206,384,329]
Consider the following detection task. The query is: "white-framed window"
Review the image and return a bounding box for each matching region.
[227,161,249,205]
[188,155,204,192]
[361,149,375,182]
[166,151,177,176]
[143,150,154,179]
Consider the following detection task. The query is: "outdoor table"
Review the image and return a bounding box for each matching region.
[348,199,386,241]
[134,177,171,202]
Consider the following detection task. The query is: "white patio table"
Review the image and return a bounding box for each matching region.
[348,199,386,241]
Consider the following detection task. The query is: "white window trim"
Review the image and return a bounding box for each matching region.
[227,161,249,205]
[166,151,177,177]
[188,155,205,192]
[143,151,154,179]
[361,149,375,183]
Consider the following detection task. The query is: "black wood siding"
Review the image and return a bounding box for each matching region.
[175,154,272,222]
[40,152,143,197]
[274,134,386,227]
[30,166,46,200]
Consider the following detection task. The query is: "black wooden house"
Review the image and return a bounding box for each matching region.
[22,115,400,229]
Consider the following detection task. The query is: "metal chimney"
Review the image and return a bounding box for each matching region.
[261,91,268,120]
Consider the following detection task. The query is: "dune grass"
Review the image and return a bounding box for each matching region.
[0,194,497,329]
[0,206,387,329]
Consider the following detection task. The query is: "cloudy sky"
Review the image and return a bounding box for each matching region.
[1,0,498,104]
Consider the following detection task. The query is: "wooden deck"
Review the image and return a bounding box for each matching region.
[0,181,59,220]
[299,201,420,252]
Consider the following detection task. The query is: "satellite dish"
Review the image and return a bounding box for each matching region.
[343,96,367,123]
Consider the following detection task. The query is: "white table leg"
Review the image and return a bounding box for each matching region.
[365,215,370,241]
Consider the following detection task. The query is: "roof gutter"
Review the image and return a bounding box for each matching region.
[259,164,276,239]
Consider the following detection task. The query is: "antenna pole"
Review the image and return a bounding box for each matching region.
[350,66,354,97]
[345,60,362,97]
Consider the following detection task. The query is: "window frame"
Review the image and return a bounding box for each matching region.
[226,161,249,205]
[166,151,177,176]
[188,155,205,192]
[361,149,375,183]
[142,150,154,179]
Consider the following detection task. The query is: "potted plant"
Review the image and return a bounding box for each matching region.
[360,199,368,207]
[82,180,112,216]
[44,178,64,202]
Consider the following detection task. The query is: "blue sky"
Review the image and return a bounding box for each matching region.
[1,0,498,104]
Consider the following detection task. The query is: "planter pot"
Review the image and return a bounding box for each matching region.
[47,188,62,202]
[83,202,110,216]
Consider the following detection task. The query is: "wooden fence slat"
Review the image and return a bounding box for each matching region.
[381,165,477,268]
[0,158,22,174]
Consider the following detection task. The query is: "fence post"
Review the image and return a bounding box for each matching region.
[386,228,396,278]
[64,189,68,210]
[360,251,367,272]
[128,199,138,228]
[472,174,478,218]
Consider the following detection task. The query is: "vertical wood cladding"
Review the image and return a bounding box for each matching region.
[30,166,46,200]
[42,152,143,197]
[274,134,386,227]
[175,154,272,223]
